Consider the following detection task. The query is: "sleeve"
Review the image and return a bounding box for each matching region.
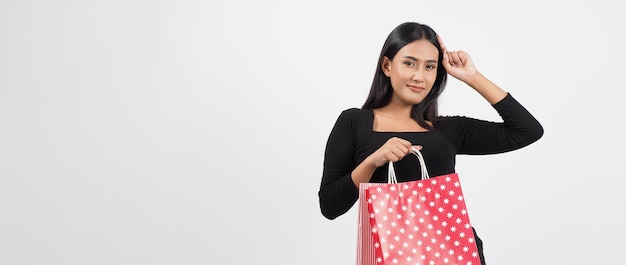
[318,109,361,220]
[441,93,544,154]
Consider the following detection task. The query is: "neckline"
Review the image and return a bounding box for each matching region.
[367,109,433,133]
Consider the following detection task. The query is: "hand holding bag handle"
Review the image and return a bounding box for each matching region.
[367,148,482,265]
[387,147,429,184]
[358,148,431,265]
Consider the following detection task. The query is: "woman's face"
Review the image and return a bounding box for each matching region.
[382,39,439,106]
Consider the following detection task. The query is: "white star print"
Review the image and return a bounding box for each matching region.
[365,173,479,265]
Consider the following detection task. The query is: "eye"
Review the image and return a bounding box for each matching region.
[426,64,437,70]
[404,61,415,67]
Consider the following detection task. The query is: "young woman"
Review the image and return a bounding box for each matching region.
[318,22,543,264]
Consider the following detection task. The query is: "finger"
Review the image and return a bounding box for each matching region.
[450,51,462,66]
[391,137,413,148]
[459,51,470,65]
[390,144,409,157]
[436,35,447,52]
[388,152,404,163]
[412,145,422,151]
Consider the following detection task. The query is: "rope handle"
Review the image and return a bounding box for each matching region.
[387,147,429,184]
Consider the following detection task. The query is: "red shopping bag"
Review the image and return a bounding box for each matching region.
[357,181,386,265]
[359,149,480,265]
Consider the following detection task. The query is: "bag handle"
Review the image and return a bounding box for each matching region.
[387,147,430,184]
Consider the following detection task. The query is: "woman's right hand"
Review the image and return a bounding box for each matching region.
[367,137,422,168]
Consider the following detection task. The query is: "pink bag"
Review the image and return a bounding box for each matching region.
[357,149,480,265]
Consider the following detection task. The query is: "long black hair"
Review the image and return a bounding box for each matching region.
[362,22,447,130]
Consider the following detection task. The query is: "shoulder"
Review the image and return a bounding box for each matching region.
[434,115,487,132]
[335,108,372,122]
[330,108,373,132]
[339,108,370,116]
[435,115,474,126]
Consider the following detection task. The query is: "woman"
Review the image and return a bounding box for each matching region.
[318,22,543,264]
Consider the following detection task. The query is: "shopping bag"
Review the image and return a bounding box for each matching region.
[361,149,480,265]
[357,181,386,265]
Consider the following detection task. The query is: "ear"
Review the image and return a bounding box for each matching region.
[381,56,391,77]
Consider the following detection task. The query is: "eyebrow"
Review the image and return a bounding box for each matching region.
[402,56,438,63]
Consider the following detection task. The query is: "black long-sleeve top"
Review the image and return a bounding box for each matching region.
[318,93,543,220]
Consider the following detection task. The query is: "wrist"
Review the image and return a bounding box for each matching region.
[462,72,485,88]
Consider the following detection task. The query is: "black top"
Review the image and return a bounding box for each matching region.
[319,93,543,220]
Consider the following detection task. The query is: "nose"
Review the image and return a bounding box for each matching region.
[412,68,425,83]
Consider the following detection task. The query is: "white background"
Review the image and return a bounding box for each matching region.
[1,1,624,264]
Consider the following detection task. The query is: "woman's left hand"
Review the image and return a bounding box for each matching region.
[437,35,478,83]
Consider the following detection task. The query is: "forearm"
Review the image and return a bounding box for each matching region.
[350,157,378,188]
[319,173,359,220]
[464,72,508,105]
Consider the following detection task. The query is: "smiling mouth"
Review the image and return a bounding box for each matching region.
[407,85,424,92]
